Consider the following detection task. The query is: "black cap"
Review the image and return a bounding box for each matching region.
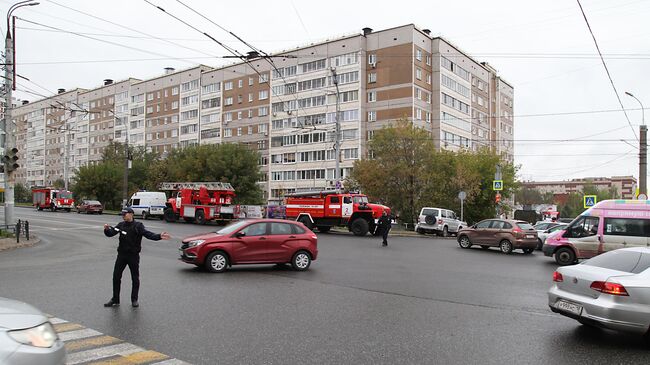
[121,207,134,215]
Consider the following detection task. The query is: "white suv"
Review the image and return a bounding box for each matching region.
[415,207,466,237]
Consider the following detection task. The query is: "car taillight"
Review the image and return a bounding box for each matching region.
[437,219,443,224]
[552,271,563,282]
[590,281,629,296]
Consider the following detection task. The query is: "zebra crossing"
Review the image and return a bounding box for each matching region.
[49,317,190,365]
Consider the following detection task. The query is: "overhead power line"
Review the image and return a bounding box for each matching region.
[44,0,222,60]
[15,17,199,66]
[576,0,638,141]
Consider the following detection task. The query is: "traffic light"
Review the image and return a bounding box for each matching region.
[2,147,19,173]
[495,193,502,204]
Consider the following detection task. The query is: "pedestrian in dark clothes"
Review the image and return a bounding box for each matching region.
[377,211,391,247]
[103,207,170,308]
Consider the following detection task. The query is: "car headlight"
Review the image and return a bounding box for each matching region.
[8,322,58,348]
[187,239,205,247]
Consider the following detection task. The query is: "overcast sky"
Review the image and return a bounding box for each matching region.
[3,0,649,183]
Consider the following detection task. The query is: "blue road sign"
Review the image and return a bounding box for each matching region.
[583,195,597,208]
[493,180,503,191]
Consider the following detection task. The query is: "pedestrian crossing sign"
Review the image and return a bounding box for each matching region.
[493,180,503,191]
[584,195,597,209]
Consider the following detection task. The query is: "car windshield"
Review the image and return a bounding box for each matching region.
[87,200,100,205]
[517,222,534,230]
[549,224,567,232]
[59,191,73,198]
[216,220,250,235]
[353,196,369,204]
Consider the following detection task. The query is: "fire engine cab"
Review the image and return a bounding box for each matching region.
[32,187,75,212]
[159,182,238,225]
[284,191,390,236]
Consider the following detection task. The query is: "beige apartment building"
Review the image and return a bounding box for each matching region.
[11,24,514,202]
[522,176,637,200]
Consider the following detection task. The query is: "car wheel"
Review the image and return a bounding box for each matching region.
[416,228,425,235]
[442,226,449,237]
[77,209,81,214]
[195,210,206,225]
[554,247,576,266]
[480,245,490,250]
[537,238,543,250]
[350,218,369,236]
[142,211,148,220]
[205,251,229,273]
[163,208,177,223]
[499,240,513,254]
[458,235,472,249]
[65,208,71,212]
[298,216,313,230]
[316,226,331,233]
[291,250,311,271]
[522,248,534,254]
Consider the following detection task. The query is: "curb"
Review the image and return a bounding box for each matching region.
[0,236,41,252]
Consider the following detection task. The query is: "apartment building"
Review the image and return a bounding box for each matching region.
[11,24,514,202]
[522,176,637,200]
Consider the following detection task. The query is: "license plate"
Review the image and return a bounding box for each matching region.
[151,207,163,213]
[526,234,534,238]
[556,300,582,315]
[220,206,233,214]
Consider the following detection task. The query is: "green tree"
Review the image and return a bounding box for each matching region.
[557,184,619,219]
[515,187,544,206]
[53,179,65,189]
[350,120,437,225]
[14,183,32,203]
[71,163,122,210]
[349,120,517,225]
[151,144,263,204]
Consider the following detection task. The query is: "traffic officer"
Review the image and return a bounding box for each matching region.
[377,210,391,247]
[103,207,170,308]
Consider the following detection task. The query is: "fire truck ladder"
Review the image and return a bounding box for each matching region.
[284,190,339,198]
[158,182,235,191]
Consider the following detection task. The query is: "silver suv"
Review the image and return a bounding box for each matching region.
[415,207,466,237]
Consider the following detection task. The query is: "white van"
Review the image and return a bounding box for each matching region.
[127,191,167,219]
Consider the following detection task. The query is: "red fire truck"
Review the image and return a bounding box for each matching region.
[159,182,238,225]
[284,191,390,236]
[32,187,75,212]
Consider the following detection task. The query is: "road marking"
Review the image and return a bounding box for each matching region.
[47,316,191,364]
[53,322,84,332]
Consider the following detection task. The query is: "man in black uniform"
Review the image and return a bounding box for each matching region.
[103,207,170,308]
[377,210,391,247]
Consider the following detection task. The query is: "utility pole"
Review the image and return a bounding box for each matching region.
[625,91,646,198]
[121,116,130,208]
[3,2,39,228]
[331,68,341,192]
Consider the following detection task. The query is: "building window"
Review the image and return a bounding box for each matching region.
[224,81,233,91]
[416,68,422,80]
[367,91,376,102]
[368,111,376,122]
[416,49,422,61]
[258,106,269,116]
[368,54,376,65]
[238,79,243,88]
[249,93,253,102]
[368,73,377,83]
[259,90,269,100]
[259,73,269,83]
[249,77,254,86]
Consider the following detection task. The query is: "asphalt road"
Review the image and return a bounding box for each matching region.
[0,207,648,364]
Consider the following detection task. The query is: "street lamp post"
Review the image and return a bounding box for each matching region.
[625,91,646,198]
[3,1,39,228]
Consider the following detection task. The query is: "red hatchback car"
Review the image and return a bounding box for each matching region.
[76,199,103,214]
[179,219,318,273]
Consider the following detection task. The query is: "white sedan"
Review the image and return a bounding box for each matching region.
[548,247,650,335]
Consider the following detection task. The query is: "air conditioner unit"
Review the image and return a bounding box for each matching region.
[264,132,268,137]
[369,62,376,68]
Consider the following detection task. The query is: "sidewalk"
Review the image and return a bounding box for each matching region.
[0,236,40,252]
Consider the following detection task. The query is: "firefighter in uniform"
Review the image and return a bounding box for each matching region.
[103,207,170,308]
[377,210,391,247]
